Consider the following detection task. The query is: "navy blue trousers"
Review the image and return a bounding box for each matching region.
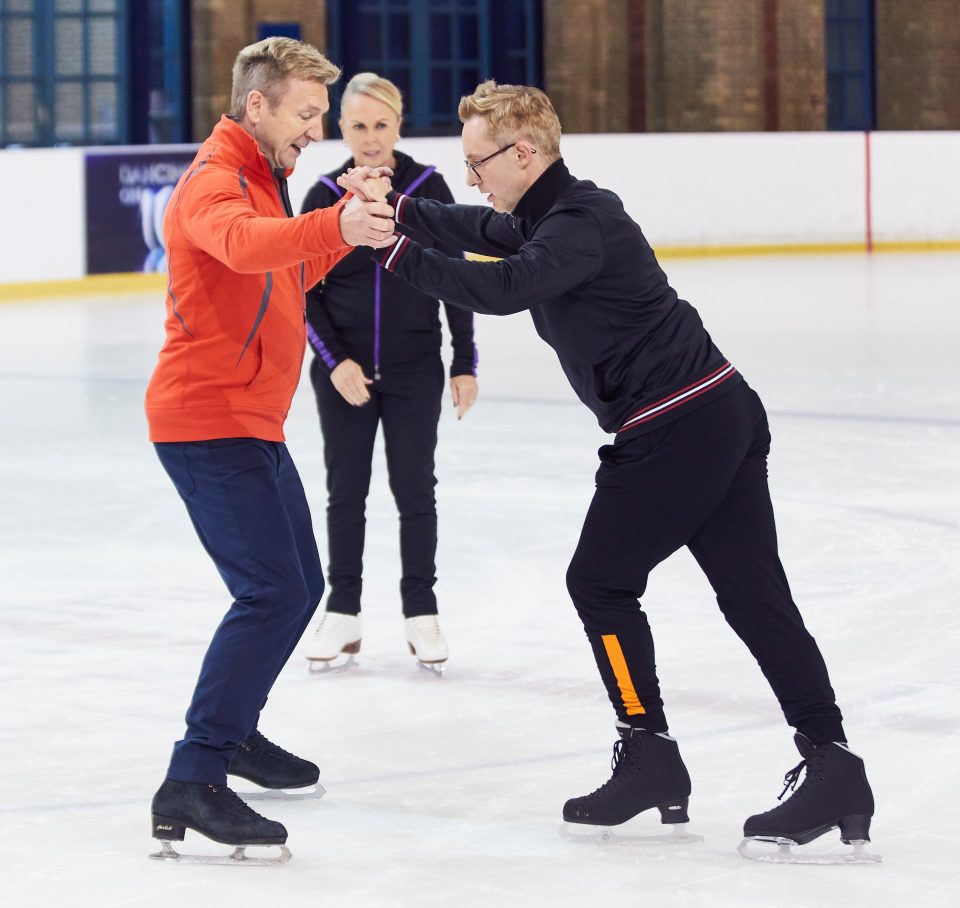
[310,355,443,617]
[566,384,846,745]
[154,438,324,783]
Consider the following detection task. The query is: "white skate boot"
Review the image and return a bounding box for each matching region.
[404,615,448,675]
[306,612,361,674]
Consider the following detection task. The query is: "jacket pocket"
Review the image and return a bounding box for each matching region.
[241,335,267,390]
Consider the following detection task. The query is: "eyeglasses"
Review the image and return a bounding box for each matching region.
[464,142,518,177]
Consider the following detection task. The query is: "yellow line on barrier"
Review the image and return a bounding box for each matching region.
[871,241,960,253]
[467,242,960,262]
[0,272,165,303]
[654,242,869,258]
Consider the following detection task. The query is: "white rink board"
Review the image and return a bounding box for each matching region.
[0,147,85,282]
[870,131,960,243]
[3,130,960,285]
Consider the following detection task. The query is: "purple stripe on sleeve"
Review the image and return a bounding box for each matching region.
[306,322,337,369]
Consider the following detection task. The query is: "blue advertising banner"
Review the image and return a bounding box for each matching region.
[84,147,197,275]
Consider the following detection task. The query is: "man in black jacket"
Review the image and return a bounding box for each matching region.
[341,81,875,856]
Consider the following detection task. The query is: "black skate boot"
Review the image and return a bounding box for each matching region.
[562,729,699,844]
[227,731,323,800]
[150,779,291,865]
[739,733,880,864]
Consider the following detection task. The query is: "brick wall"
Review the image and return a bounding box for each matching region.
[544,0,631,133]
[776,0,826,130]
[546,0,826,133]
[190,0,329,140]
[185,0,959,139]
[876,0,960,129]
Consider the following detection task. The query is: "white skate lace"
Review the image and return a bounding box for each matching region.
[315,614,342,636]
[419,617,441,641]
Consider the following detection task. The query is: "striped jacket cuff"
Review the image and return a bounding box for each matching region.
[374,233,412,272]
[392,192,410,224]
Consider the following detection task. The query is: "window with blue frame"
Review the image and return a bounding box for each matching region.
[0,0,127,147]
[326,0,542,137]
[825,0,876,130]
[127,0,191,144]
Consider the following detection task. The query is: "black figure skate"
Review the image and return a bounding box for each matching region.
[149,779,291,865]
[739,733,881,864]
[561,728,702,845]
[228,730,325,801]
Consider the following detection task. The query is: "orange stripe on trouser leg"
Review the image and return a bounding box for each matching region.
[601,634,646,716]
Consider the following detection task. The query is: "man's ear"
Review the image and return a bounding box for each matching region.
[516,142,537,167]
[246,89,265,123]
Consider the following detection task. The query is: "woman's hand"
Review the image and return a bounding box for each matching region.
[450,375,478,420]
[331,359,374,406]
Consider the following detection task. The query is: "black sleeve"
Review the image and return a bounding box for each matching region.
[422,174,466,261]
[301,180,346,369]
[390,192,525,259]
[366,206,604,317]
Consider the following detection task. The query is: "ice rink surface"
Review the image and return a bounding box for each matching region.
[1,252,958,906]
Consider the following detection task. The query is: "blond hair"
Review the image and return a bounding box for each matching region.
[458,80,561,161]
[341,72,404,119]
[230,37,341,118]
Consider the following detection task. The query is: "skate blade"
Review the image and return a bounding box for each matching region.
[149,839,292,866]
[738,837,882,864]
[307,654,358,675]
[237,782,326,802]
[416,659,446,677]
[560,821,703,846]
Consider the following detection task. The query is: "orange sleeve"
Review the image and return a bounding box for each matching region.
[304,244,353,288]
[303,190,362,287]
[177,170,350,273]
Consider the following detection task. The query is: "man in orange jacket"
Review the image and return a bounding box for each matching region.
[144,37,395,863]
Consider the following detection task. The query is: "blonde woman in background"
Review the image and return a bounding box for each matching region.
[302,73,478,674]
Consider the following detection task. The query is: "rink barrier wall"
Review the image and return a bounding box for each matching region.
[1,130,958,296]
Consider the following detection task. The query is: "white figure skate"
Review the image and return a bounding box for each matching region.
[306,612,361,674]
[404,615,448,675]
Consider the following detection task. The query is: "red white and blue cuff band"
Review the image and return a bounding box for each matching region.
[618,362,738,433]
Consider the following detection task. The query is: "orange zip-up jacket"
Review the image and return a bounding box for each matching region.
[145,115,352,442]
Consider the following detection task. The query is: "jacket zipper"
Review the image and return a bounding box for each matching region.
[373,264,381,380]
[273,168,306,321]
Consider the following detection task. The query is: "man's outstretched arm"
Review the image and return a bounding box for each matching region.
[364,208,604,316]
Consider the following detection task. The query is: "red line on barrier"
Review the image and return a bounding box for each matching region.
[865,131,873,253]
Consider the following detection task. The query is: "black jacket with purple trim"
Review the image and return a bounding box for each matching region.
[301,150,476,379]
[368,158,742,435]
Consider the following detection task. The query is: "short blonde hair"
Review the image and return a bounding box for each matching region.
[458,80,561,161]
[230,37,341,118]
[341,72,403,119]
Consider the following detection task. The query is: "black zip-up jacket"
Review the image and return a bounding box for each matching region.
[367,158,742,435]
[301,150,477,379]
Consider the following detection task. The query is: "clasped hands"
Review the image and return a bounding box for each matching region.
[337,166,397,249]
